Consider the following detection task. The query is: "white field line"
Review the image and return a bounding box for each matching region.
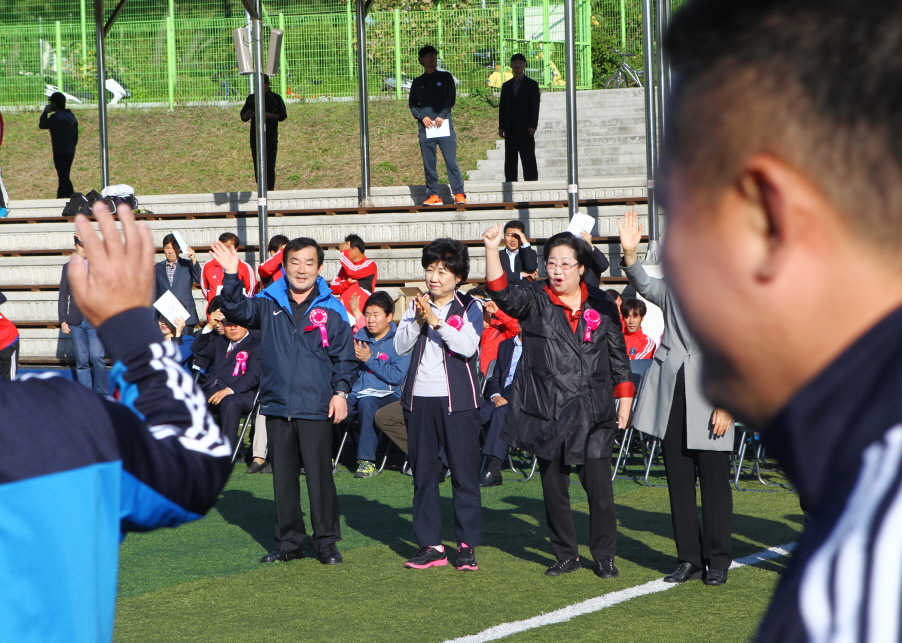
[441,543,796,643]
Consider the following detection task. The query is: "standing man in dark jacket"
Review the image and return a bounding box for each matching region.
[662,1,902,640]
[409,45,467,206]
[59,234,108,394]
[154,233,201,331]
[498,53,540,182]
[211,236,356,566]
[39,92,79,198]
[240,76,287,191]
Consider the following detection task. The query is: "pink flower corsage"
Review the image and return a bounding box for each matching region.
[305,308,330,347]
[583,308,602,342]
[377,352,389,361]
[232,351,249,376]
[447,315,464,330]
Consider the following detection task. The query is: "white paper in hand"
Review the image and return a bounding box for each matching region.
[170,230,189,254]
[425,119,451,139]
[566,211,596,237]
[153,290,191,326]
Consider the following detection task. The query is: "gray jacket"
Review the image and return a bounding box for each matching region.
[622,259,734,451]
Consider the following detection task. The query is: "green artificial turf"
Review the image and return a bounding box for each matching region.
[114,458,802,642]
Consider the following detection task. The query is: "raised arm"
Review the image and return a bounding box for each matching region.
[617,210,668,308]
[209,242,263,329]
[483,224,540,319]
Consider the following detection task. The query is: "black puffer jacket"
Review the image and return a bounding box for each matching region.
[489,280,634,465]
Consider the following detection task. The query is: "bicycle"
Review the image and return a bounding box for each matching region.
[603,48,644,89]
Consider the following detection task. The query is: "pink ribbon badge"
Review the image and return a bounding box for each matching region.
[377,352,388,361]
[305,308,330,347]
[232,351,249,377]
[583,308,601,342]
[447,315,464,330]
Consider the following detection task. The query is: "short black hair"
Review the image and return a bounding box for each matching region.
[283,237,325,268]
[162,233,180,252]
[363,291,394,317]
[49,92,66,109]
[207,296,223,315]
[605,288,622,302]
[510,53,526,64]
[418,45,438,58]
[504,220,526,234]
[421,238,469,286]
[219,232,240,246]
[620,297,647,318]
[344,234,366,254]
[267,234,289,254]
[544,232,592,275]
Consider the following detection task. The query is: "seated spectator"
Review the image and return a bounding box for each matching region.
[478,334,522,487]
[499,220,538,286]
[191,297,262,446]
[258,234,290,287]
[201,232,257,304]
[621,298,657,360]
[157,315,195,368]
[331,234,378,317]
[348,291,411,478]
[479,299,520,377]
[154,233,201,334]
[0,291,19,380]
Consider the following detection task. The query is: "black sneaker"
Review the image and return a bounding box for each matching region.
[404,546,448,569]
[594,557,619,579]
[545,557,582,576]
[455,545,478,571]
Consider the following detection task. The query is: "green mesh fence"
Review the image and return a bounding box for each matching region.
[0,0,657,108]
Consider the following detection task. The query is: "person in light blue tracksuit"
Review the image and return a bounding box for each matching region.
[347,291,411,477]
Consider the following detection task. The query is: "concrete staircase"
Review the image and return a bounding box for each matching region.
[467,88,647,183]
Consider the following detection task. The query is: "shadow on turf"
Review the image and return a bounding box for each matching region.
[217,489,275,550]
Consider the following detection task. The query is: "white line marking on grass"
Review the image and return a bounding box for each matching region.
[442,543,796,643]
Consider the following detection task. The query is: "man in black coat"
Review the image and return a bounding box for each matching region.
[499,220,539,286]
[191,299,262,447]
[478,334,522,487]
[154,233,201,332]
[39,92,79,198]
[240,76,288,191]
[498,53,541,182]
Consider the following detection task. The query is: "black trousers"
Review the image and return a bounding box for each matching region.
[405,397,482,547]
[208,390,256,448]
[478,400,510,461]
[53,152,75,198]
[538,445,617,562]
[662,368,733,570]
[0,339,18,380]
[250,140,278,191]
[267,416,341,554]
[503,129,538,182]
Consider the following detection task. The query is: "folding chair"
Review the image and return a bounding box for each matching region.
[230,388,261,466]
[612,359,665,486]
[732,423,790,492]
[333,414,357,473]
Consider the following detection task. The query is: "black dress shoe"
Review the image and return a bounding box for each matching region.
[260,462,273,474]
[704,568,728,586]
[545,557,582,576]
[479,469,502,488]
[260,549,305,563]
[318,544,343,565]
[246,460,267,474]
[663,562,704,583]
[594,557,619,579]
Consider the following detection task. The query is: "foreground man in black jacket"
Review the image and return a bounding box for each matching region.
[661,1,902,641]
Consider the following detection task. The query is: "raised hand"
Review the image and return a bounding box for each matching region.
[483,224,505,249]
[616,210,644,266]
[354,339,373,362]
[68,202,155,328]
[210,240,240,274]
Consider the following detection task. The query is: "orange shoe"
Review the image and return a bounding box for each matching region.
[454,193,467,204]
[423,195,443,206]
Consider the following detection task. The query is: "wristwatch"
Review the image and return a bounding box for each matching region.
[334,391,348,399]
[431,318,445,331]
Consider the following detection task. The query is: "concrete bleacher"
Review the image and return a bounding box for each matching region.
[0,177,656,363]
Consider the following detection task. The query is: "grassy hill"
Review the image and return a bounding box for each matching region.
[0,98,499,201]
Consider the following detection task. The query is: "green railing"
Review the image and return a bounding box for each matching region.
[0,1,612,108]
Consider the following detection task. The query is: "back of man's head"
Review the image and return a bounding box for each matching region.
[49,92,66,110]
[344,234,366,255]
[267,234,289,254]
[664,0,902,255]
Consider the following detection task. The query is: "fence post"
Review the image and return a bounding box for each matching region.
[346,0,354,75]
[166,15,175,110]
[619,0,626,49]
[437,2,444,60]
[393,9,402,100]
[499,0,505,73]
[542,0,550,87]
[54,21,64,91]
[279,12,287,97]
[79,0,88,72]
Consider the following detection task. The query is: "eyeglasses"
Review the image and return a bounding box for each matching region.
[545,260,578,271]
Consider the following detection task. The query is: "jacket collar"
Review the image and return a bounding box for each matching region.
[259,274,333,314]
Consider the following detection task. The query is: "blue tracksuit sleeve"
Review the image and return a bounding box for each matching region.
[364,350,410,387]
[220,272,263,329]
[99,307,232,523]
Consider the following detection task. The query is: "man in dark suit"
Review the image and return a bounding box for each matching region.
[154,233,201,333]
[499,220,538,286]
[478,334,523,487]
[191,297,262,447]
[498,53,541,182]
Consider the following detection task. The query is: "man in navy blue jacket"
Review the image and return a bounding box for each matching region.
[211,236,356,566]
[478,334,522,487]
[0,201,231,642]
[661,1,902,640]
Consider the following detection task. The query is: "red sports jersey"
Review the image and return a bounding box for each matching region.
[201,259,257,304]
[624,328,657,360]
[258,250,285,284]
[0,310,19,351]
